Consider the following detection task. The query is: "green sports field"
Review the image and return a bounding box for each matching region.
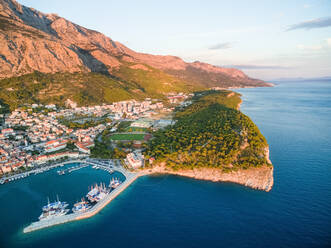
[110,133,145,141]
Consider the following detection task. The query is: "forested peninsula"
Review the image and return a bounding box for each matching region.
[142,90,273,191]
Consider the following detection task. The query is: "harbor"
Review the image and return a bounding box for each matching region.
[0,159,87,184]
[23,160,138,233]
[57,163,90,175]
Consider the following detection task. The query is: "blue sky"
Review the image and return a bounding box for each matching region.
[19,0,331,80]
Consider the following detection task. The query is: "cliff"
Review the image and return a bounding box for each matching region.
[141,143,274,192]
[141,163,273,192]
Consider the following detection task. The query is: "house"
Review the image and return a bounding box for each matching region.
[1,165,12,173]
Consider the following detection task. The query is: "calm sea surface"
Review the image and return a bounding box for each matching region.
[0,81,330,248]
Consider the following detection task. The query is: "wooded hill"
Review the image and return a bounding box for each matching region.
[145,90,272,171]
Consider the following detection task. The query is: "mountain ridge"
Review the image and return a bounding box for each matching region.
[0,0,271,109]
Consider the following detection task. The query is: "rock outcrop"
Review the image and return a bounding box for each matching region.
[141,165,273,192]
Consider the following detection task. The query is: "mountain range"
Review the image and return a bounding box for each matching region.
[0,0,271,109]
[272,76,331,82]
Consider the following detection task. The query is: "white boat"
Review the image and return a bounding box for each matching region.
[39,208,69,221]
[86,183,109,203]
[109,178,122,189]
[72,198,91,213]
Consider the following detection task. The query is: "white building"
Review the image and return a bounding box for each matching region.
[130,120,152,128]
[126,151,144,169]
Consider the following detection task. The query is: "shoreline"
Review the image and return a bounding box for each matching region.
[139,165,273,192]
[139,145,274,192]
[23,156,273,233]
[0,159,87,185]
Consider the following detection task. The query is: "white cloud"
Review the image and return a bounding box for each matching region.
[208,42,233,50]
[297,44,323,51]
[303,4,311,8]
[297,38,331,51]
[223,26,262,34]
[286,16,331,31]
[326,38,331,46]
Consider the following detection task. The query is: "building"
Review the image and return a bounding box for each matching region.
[1,165,12,173]
[154,119,173,129]
[75,141,94,154]
[1,128,14,136]
[34,155,48,165]
[130,120,152,128]
[44,139,68,153]
[126,151,144,169]
[33,152,80,165]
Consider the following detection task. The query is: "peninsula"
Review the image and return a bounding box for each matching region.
[0,0,273,195]
[142,90,273,192]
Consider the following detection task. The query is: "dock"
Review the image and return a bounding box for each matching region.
[57,162,90,175]
[23,163,138,233]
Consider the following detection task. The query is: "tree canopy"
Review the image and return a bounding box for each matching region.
[145,90,271,171]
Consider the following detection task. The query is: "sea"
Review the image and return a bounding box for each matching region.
[0,80,330,248]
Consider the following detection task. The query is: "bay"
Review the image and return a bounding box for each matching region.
[1,81,330,248]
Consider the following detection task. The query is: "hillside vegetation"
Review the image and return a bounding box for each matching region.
[145,90,271,171]
[0,69,202,110]
[113,62,203,96]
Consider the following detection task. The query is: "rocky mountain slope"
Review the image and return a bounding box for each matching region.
[0,0,271,108]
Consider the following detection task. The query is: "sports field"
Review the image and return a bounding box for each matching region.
[110,133,145,141]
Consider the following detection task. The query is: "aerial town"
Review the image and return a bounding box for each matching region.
[0,93,191,178]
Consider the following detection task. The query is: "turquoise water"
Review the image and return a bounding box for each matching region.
[1,81,331,247]
[0,164,125,247]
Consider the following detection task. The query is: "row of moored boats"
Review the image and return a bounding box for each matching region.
[0,173,29,184]
[57,163,89,175]
[38,178,122,221]
[1,164,65,185]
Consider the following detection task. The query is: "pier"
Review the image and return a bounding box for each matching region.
[23,161,138,233]
[57,163,90,175]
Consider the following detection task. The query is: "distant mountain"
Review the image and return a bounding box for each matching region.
[0,0,271,108]
[273,76,331,82]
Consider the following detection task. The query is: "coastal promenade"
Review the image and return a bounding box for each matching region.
[0,159,87,184]
[23,161,138,233]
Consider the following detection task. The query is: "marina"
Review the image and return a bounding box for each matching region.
[0,159,87,184]
[0,156,135,233]
[23,166,138,233]
[91,165,114,174]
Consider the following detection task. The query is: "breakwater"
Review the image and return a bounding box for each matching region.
[23,169,138,233]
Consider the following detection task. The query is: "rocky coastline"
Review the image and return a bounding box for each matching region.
[140,147,274,192]
[140,165,273,192]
